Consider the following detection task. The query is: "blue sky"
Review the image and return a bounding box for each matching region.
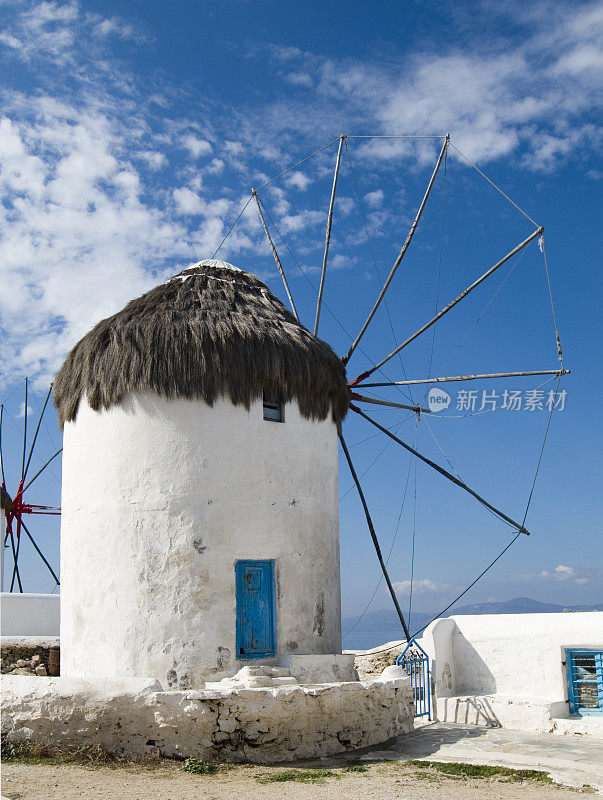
[0,0,601,620]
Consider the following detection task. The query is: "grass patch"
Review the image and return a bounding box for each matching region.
[256,768,339,784]
[183,758,219,774]
[405,760,553,783]
[1,739,118,765]
[343,763,368,773]
[0,738,170,771]
[412,769,445,782]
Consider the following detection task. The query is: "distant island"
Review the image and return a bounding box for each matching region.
[341,597,602,650]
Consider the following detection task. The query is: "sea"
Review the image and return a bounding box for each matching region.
[342,628,405,651]
[341,609,434,651]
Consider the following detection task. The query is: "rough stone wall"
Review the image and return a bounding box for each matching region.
[2,674,413,763]
[352,641,405,681]
[1,638,59,675]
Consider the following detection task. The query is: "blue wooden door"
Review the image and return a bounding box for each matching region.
[235,560,276,658]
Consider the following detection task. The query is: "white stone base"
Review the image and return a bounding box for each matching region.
[436,695,603,739]
[282,653,357,683]
[1,671,413,763]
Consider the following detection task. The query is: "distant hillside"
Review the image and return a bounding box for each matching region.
[342,597,602,649]
[451,596,602,615]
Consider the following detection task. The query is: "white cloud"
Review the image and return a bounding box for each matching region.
[269,44,304,61]
[138,150,167,170]
[329,253,355,271]
[1,0,601,395]
[173,187,203,215]
[364,189,384,208]
[258,1,603,170]
[224,141,244,157]
[206,158,224,175]
[90,16,142,42]
[0,0,142,66]
[539,564,576,579]
[182,135,212,159]
[267,186,290,216]
[537,564,598,585]
[336,196,355,216]
[285,71,313,88]
[393,579,454,595]
[285,171,311,190]
[279,209,324,233]
[0,33,21,49]
[0,98,195,385]
[17,402,34,419]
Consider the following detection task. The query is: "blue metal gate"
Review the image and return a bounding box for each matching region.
[397,638,431,718]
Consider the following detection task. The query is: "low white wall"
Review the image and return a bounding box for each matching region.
[424,612,603,701]
[1,593,60,637]
[421,612,603,733]
[2,672,413,762]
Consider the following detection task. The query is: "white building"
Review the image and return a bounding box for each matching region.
[54,260,351,689]
[421,611,603,737]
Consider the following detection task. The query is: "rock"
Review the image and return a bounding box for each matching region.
[12,668,34,675]
[16,659,29,668]
[35,665,48,676]
[353,642,405,681]
[380,665,407,682]
[31,654,42,665]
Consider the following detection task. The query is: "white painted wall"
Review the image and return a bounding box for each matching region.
[423,612,603,702]
[60,392,341,688]
[1,593,60,636]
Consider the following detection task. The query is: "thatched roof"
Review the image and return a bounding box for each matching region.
[54,260,349,428]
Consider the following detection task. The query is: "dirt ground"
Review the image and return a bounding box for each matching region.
[2,758,596,800]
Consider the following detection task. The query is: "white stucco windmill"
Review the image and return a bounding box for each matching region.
[50,132,567,695]
[54,259,351,688]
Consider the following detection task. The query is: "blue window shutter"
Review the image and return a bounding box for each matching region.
[566,649,603,715]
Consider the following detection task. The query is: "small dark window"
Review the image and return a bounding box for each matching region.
[263,390,283,422]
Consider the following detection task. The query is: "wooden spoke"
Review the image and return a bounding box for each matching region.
[20,519,60,585]
[350,392,430,414]
[7,528,22,593]
[357,369,570,388]
[10,533,21,592]
[314,135,345,336]
[339,432,410,641]
[20,378,28,479]
[344,135,449,364]
[351,226,544,385]
[23,383,53,482]
[23,448,62,493]
[0,404,5,486]
[351,404,530,535]
[253,191,299,322]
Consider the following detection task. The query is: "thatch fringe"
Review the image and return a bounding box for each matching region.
[54,263,350,428]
